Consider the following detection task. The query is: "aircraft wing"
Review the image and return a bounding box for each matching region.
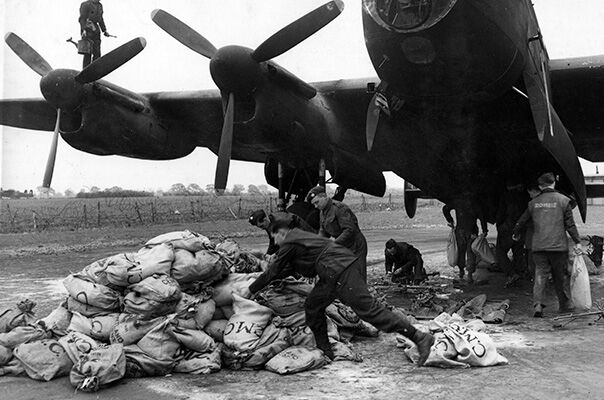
[550,55,604,162]
[0,98,58,131]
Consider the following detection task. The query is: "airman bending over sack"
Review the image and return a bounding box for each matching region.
[246,221,435,365]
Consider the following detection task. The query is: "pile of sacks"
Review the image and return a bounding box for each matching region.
[0,230,371,391]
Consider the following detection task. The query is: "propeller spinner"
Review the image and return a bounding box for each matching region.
[4,33,146,188]
[151,0,344,193]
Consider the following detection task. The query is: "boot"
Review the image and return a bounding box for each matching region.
[412,330,435,367]
[317,342,334,361]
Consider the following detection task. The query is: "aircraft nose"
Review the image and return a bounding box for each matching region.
[40,69,84,110]
[209,45,262,94]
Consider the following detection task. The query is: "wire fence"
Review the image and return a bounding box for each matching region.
[0,193,438,233]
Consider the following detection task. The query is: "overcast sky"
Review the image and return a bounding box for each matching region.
[2,0,604,193]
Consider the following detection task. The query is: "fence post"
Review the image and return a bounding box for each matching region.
[190,201,196,219]
[97,201,101,227]
[151,200,156,223]
[388,193,392,207]
[32,211,38,231]
[361,195,367,212]
[237,198,242,218]
[134,201,143,224]
[83,204,87,226]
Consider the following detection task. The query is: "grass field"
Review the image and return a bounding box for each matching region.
[0,193,436,233]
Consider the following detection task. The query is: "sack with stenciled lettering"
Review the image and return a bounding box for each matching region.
[204,319,228,343]
[0,300,36,333]
[123,274,182,318]
[70,344,126,392]
[401,323,508,368]
[109,314,166,345]
[63,274,122,311]
[123,344,175,378]
[106,244,174,288]
[275,311,339,346]
[223,294,273,352]
[13,339,73,381]
[265,346,328,375]
[175,293,216,330]
[145,230,213,253]
[67,296,113,318]
[80,257,122,291]
[171,324,216,353]
[59,331,100,364]
[173,344,222,374]
[68,312,119,342]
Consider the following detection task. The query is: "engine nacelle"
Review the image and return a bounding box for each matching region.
[61,100,196,160]
[330,149,386,197]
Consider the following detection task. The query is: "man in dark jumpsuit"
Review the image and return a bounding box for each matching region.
[443,204,488,282]
[79,0,110,68]
[513,172,582,317]
[306,186,368,282]
[248,209,314,255]
[247,222,435,365]
[384,239,427,284]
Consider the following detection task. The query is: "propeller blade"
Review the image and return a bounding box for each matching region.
[366,92,381,151]
[214,93,235,193]
[151,9,217,59]
[251,0,344,62]
[42,109,61,188]
[75,37,147,84]
[4,32,53,76]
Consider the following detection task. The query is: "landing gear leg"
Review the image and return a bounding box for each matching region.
[318,158,326,188]
[277,161,286,211]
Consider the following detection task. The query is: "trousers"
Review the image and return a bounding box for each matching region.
[83,35,102,68]
[532,251,572,309]
[305,259,416,350]
[456,228,476,274]
[496,227,526,276]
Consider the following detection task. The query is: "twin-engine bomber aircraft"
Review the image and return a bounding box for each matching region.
[1,1,604,223]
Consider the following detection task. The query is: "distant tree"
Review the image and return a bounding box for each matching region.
[64,188,75,198]
[247,184,262,196]
[90,186,101,193]
[107,186,123,193]
[258,184,269,195]
[155,189,164,197]
[169,183,188,196]
[231,184,245,196]
[187,183,204,195]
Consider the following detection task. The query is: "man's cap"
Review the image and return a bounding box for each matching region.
[537,172,556,186]
[385,239,397,249]
[248,209,267,226]
[305,186,326,202]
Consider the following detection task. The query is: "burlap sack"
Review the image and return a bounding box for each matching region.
[124,344,175,378]
[204,319,228,343]
[13,339,73,381]
[80,257,121,290]
[0,344,12,365]
[215,239,240,257]
[283,313,339,347]
[136,317,180,361]
[259,278,313,316]
[106,245,174,287]
[68,312,119,342]
[171,325,215,353]
[265,346,328,375]
[242,322,291,369]
[123,274,181,318]
[331,341,363,362]
[37,303,73,337]
[212,273,262,307]
[67,296,113,318]
[0,358,25,377]
[326,300,363,329]
[223,294,273,352]
[109,314,166,345]
[63,275,121,311]
[0,324,51,348]
[144,230,212,252]
[175,294,216,330]
[58,331,100,364]
[171,249,229,285]
[0,300,36,333]
[70,344,126,392]
[173,344,222,374]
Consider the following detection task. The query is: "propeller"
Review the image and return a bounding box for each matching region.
[4,32,147,188]
[151,1,344,193]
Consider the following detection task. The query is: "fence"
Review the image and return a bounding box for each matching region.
[0,194,438,233]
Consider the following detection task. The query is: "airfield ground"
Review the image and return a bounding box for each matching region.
[1,207,604,400]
